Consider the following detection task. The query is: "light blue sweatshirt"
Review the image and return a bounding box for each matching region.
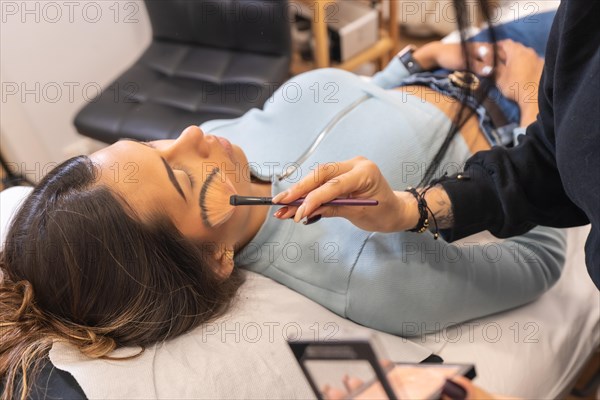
[200,59,566,336]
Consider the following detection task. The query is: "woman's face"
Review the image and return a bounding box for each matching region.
[89,126,253,278]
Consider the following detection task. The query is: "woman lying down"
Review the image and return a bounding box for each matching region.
[0,19,564,400]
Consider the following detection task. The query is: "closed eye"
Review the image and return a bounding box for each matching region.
[142,140,196,189]
[174,165,196,188]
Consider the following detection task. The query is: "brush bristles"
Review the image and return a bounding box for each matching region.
[200,168,237,228]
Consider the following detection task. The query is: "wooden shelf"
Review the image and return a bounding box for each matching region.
[291,0,399,72]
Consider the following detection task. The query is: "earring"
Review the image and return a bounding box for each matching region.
[223,249,234,262]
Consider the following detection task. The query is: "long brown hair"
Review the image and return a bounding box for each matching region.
[0,156,243,399]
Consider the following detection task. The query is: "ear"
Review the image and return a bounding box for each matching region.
[212,246,235,279]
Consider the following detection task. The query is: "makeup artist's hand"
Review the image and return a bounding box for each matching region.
[272,157,419,233]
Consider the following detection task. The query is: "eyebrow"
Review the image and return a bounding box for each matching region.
[120,138,187,202]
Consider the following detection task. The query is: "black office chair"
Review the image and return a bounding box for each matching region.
[74,0,291,143]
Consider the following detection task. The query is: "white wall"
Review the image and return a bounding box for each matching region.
[0,0,151,182]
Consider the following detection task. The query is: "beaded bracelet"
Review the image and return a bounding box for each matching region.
[405,186,440,240]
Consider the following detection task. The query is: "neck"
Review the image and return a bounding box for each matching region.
[237,180,272,248]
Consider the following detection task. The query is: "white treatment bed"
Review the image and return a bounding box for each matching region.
[1,180,598,400]
[412,226,599,398]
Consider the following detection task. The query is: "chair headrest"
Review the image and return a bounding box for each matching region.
[144,0,291,56]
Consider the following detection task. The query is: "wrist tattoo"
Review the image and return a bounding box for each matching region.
[427,186,455,229]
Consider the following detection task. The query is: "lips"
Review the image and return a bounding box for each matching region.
[215,136,234,161]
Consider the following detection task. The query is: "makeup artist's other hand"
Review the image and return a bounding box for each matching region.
[272,157,418,233]
[441,377,507,400]
[322,369,499,400]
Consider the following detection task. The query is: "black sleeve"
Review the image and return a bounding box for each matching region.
[439,116,589,242]
[438,1,596,242]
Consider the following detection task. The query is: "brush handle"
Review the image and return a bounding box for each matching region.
[230,195,378,206]
[288,198,379,206]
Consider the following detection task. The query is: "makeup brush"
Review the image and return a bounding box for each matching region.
[201,171,378,228]
[230,195,378,207]
[200,168,238,228]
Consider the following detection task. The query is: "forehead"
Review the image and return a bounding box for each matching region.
[91,140,146,167]
[90,141,174,217]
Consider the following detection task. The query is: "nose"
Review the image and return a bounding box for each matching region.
[165,126,211,159]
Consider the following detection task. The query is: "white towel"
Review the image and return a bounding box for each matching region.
[50,272,431,399]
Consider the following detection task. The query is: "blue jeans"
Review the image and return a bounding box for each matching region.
[396,11,556,146]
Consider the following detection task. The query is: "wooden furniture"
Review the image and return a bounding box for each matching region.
[292,0,399,73]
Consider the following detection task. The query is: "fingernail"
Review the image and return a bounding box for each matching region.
[273,207,288,218]
[294,204,306,223]
[477,45,489,58]
[342,374,351,392]
[442,379,467,400]
[303,214,322,226]
[272,191,288,204]
[481,65,493,76]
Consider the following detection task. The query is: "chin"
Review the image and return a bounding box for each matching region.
[232,144,247,166]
